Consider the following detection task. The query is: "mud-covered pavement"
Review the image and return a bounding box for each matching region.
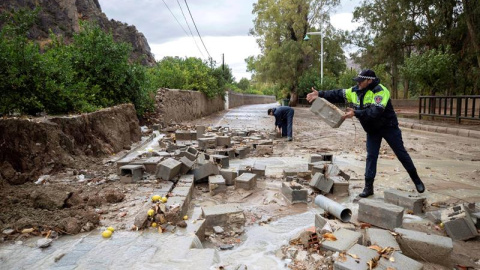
[1,103,480,269]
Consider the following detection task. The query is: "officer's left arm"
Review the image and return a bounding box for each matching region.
[354,89,389,121]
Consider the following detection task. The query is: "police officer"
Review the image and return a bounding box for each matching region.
[268,106,294,141]
[306,69,425,197]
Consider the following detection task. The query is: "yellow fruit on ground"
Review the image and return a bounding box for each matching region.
[183,215,188,220]
[106,226,115,232]
[152,195,161,202]
[151,222,157,227]
[102,230,112,238]
[161,197,168,203]
[147,209,155,216]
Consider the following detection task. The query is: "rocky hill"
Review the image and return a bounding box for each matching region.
[0,0,156,66]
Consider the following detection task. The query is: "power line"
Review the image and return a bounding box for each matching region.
[176,0,205,58]
[183,0,211,59]
[161,0,189,37]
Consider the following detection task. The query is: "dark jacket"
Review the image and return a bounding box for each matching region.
[272,106,294,128]
[319,79,398,133]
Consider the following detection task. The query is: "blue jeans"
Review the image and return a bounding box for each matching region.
[365,125,416,180]
[280,110,294,137]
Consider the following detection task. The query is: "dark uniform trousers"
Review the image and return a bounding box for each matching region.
[365,125,417,181]
[280,109,294,137]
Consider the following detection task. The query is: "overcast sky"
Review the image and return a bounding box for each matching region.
[99,0,361,81]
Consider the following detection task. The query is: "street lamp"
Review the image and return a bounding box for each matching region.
[304,31,323,86]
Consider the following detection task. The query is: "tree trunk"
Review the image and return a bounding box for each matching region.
[289,86,298,107]
[403,78,409,99]
[462,0,480,69]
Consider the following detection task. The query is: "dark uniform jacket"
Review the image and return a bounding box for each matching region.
[318,79,398,133]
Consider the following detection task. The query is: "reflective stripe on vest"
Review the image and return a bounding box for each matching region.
[344,84,390,109]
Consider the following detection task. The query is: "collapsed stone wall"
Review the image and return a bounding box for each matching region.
[227,91,276,109]
[154,88,225,125]
[0,104,141,185]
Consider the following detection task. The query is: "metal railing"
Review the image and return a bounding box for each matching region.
[419,95,480,123]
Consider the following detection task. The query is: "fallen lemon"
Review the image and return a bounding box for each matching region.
[151,222,157,227]
[183,215,188,220]
[161,197,168,203]
[102,230,112,238]
[107,226,115,232]
[147,209,155,216]
[152,195,161,202]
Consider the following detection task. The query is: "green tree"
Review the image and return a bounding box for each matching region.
[237,78,250,91]
[248,0,341,106]
[401,48,456,96]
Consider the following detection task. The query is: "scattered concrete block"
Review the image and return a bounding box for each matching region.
[193,162,219,181]
[310,154,323,163]
[234,147,248,159]
[209,175,227,196]
[441,204,478,240]
[281,182,308,204]
[322,228,362,252]
[156,158,182,181]
[384,189,426,215]
[235,173,257,190]
[196,126,206,139]
[157,151,171,158]
[309,172,333,193]
[324,164,341,177]
[116,155,137,172]
[152,180,174,198]
[394,228,453,267]
[211,154,229,168]
[179,156,195,174]
[378,251,423,270]
[310,98,345,128]
[319,152,334,162]
[120,164,145,183]
[143,156,162,174]
[256,145,273,155]
[358,199,404,230]
[198,137,217,150]
[179,174,194,184]
[333,244,378,270]
[177,150,197,161]
[216,136,231,147]
[283,167,311,179]
[308,161,329,171]
[165,196,188,221]
[202,204,245,231]
[171,186,193,200]
[219,168,238,186]
[252,163,266,176]
[364,228,401,251]
[315,213,327,232]
[187,146,199,156]
[330,176,349,196]
[175,130,193,141]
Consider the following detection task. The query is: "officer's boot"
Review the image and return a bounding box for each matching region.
[408,170,425,193]
[359,178,374,198]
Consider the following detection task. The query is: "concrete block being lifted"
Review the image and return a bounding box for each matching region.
[310,98,345,128]
[156,158,182,181]
[394,228,453,267]
[120,164,145,183]
[235,173,257,190]
[358,199,404,230]
[281,182,308,204]
[384,189,426,215]
[209,175,227,196]
[441,204,478,240]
